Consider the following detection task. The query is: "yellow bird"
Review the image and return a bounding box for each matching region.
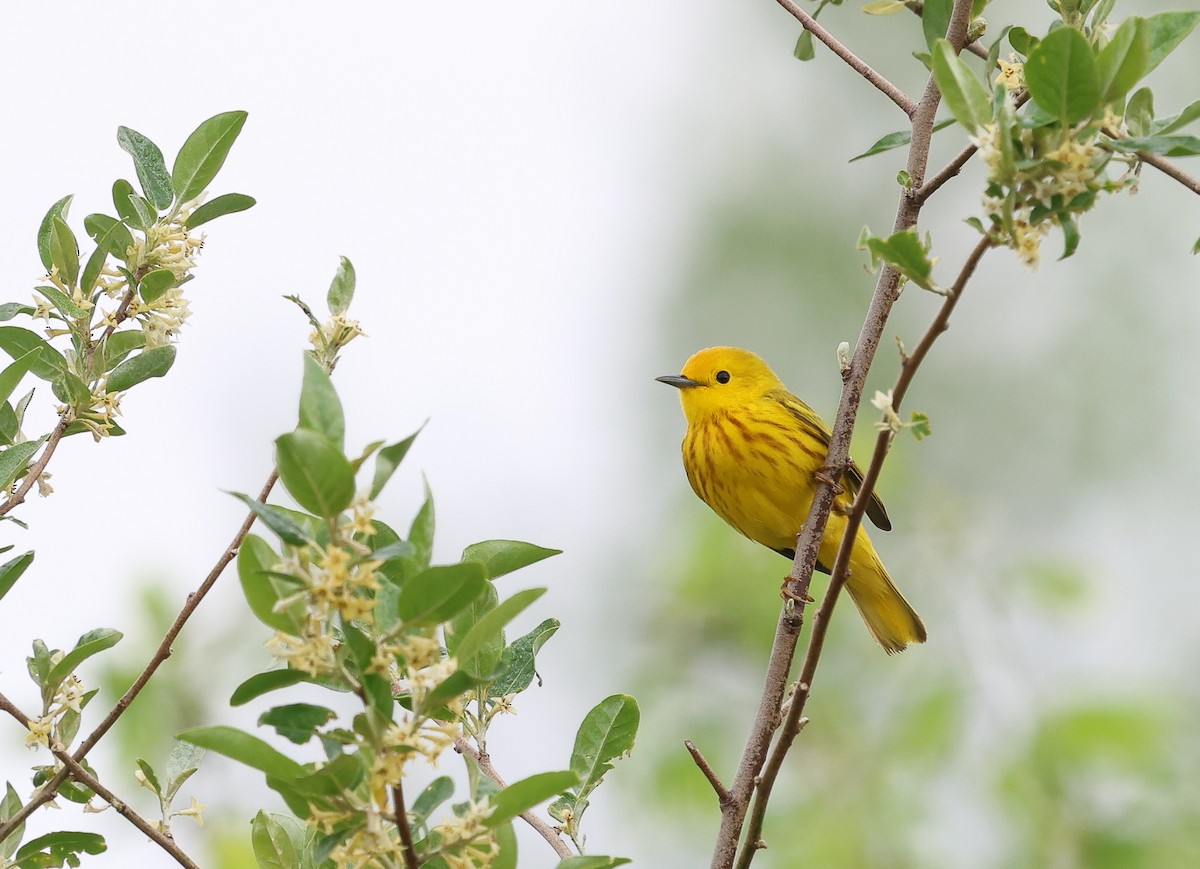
[658,346,926,653]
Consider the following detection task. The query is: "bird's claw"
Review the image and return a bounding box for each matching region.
[780,580,815,604]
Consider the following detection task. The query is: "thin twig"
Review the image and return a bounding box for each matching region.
[0,415,71,516]
[453,737,573,859]
[685,740,730,805]
[914,142,978,205]
[1101,127,1200,196]
[0,693,200,869]
[775,0,917,118]
[735,235,993,869]
[1141,150,1200,195]
[393,782,420,869]
[712,3,977,868]
[0,469,279,842]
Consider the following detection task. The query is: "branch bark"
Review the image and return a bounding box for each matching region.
[709,3,977,867]
[775,0,917,117]
[454,737,573,859]
[0,469,279,842]
[0,694,200,869]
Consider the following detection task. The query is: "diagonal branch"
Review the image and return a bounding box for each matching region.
[0,693,200,869]
[710,3,977,868]
[454,737,573,859]
[775,0,917,117]
[393,781,421,869]
[0,469,279,843]
[735,235,993,868]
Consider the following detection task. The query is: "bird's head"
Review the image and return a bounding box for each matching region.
[656,346,784,423]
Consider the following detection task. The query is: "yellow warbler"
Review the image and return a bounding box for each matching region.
[658,346,926,653]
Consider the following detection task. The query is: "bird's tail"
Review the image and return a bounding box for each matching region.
[843,534,927,654]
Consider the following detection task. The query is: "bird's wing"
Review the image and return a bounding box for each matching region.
[773,390,892,532]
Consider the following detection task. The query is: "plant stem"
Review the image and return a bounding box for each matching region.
[0,693,200,869]
[775,0,917,117]
[454,737,574,859]
[393,781,420,869]
[0,469,279,842]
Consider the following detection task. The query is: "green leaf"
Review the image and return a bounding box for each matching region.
[36,195,73,274]
[106,345,176,392]
[931,40,992,134]
[1106,134,1200,156]
[238,533,306,632]
[99,328,146,369]
[259,704,337,745]
[229,495,312,547]
[46,629,122,692]
[124,193,157,231]
[0,304,34,322]
[865,228,937,291]
[1095,17,1149,105]
[461,539,561,580]
[397,562,488,625]
[111,179,140,227]
[1008,26,1037,57]
[164,740,207,801]
[404,482,435,573]
[1142,11,1200,76]
[922,0,953,52]
[117,126,175,210]
[412,776,455,820]
[1151,99,1200,135]
[327,255,356,316]
[231,669,314,706]
[0,350,42,406]
[490,618,560,697]
[135,758,162,797]
[177,725,306,780]
[862,0,905,13]
[33,284,88,319]
[82,213,134,266]
[793,30,814,62]
[486,771,580,828]
[449,588,546,677]
[138,269,176,304]
[1058,212,1081,260]
[275,429,356,518]
[444,582,498,675]
[171,110,249,202]
[570,694,640,806]
[1125,87,1154,137]
[298,354,344,451]
[184,192,256,228]
[909,411,933,440]
[1,781,26,861]
[369,424,424,499]
[1024,26,1101,125]
[251,811,310,869]
[49,217,79,288]
[289,753,363,798]
[555,858,633,869]
[13,832,106,866]
[0,439,46,491]
[0,551,34,604]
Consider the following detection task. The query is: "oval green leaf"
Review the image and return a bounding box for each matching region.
[106,345,177,392]
[275,429,355,518]
[184,192,256,228]
[1024,26,1101,125]
[171,110,249,202]
[116,126,175,210]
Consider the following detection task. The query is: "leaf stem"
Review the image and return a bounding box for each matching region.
[775,0,917,117]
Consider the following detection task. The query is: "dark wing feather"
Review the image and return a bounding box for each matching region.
[773,546,832,574]
[771,389,892,532]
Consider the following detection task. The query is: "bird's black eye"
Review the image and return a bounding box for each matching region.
[715,370,731,384]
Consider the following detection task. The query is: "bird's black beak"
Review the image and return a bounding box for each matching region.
[656,374,702,389]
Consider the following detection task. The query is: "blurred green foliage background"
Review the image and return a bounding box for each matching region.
[4,0,1200,867]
